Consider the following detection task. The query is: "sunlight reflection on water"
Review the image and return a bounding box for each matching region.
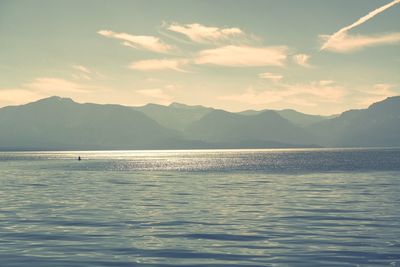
[1,148,400,266]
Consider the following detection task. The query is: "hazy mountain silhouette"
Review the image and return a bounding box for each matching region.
[240,109,336,126]
[307,96,400,147]
[185,109,316,146]
[133,102,213,131]
[0,97,198,150]
[137,102,335,129]
[0,96,398,150]
[136,102,335,128]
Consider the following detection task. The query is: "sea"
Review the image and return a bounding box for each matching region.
[1,148,400,267]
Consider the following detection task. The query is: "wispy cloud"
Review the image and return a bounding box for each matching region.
[355,83,398,106]
[219,80,346,113]
[97,30,173,53]
[293,54,311,67]
[219,80,399,114]
[320,32,400,53]
[129,59,189,72]
[221,80,345,104]
[0,77,98,107]
[72,65,91,74]
[258,72,283,82]
[72,65,92,80]
[26,77,89,93]
[165,22,246,44]
[71,65,107,81]
[321,0,400,52]
[319,80,335,86]
[0,89,41,106]
[136,88,172,104]
[195,45,287,67]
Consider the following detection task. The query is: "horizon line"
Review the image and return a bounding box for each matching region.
[2,94,398,117]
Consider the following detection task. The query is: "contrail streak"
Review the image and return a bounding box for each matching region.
[321,0,400,50]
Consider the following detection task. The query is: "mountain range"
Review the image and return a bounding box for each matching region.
[0,96,399,150]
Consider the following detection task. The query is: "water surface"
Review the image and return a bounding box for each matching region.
[1,148,400,266]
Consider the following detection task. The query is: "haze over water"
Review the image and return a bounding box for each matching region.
[1,148,400,266]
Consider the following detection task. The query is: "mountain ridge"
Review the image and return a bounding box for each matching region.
[0,95,399,150]
[307,96,400,147]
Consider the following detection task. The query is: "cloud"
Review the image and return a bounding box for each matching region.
[166,22,245,44]
[72,65,91,74]
[128,59,189,72]
[0,89,42,106]
[0,77,98,107]
[320,32,400,53]
[319,80,335,86]
[355,83,398,106]
[258,72,283,82]
[219,81,399,114]
[72,65,92,80]
[195,45,287,67]
[97,30,173,53]
[293,54,311,67]
[26,77,88,93]
[219,80,345,109]
[321,0,400,52]
[13,77,95,95]
[71,65,107,81]
[136,88,172,104]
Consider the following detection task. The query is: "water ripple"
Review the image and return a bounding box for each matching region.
[1,149,400,266]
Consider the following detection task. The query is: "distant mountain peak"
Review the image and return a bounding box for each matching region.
[368,96,400,110]
[33,96,75,104]
[168,102,187,108]
[169,102,208,110]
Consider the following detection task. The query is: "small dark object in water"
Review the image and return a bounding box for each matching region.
[78,156,81,161]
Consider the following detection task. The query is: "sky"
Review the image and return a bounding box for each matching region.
[0,0,399,115]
